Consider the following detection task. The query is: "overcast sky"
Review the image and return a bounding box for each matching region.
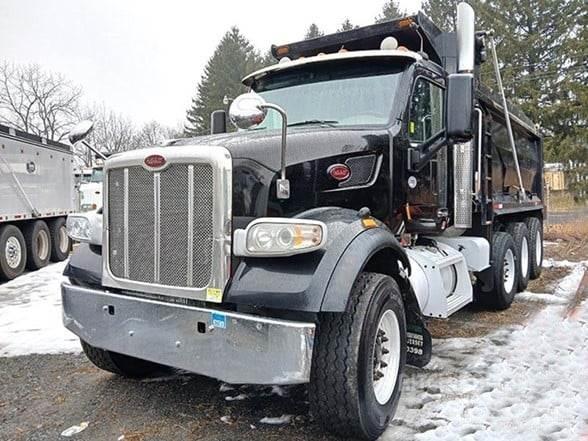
[1,0,422,128]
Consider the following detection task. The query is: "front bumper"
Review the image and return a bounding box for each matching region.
[61,282,315,384]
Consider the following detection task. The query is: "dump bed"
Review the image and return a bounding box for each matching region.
[0,124,76,222]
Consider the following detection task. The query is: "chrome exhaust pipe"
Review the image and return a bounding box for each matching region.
[456,2,475,73]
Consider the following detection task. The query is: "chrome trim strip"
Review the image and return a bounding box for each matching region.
[153,172,160,283]
[123,168,129,278]
[187,165,194,286]
[474,108,483,195]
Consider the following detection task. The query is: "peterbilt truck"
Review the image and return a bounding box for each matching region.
[62,4,544,439]
[0,124,74,280]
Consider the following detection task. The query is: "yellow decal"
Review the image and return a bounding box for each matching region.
[206,288,223,303]
[409,121,415,134]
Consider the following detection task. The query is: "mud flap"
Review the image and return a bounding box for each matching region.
[406,322,432,368]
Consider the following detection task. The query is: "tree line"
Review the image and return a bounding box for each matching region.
[185,0,586,197]
[0,62,181,167]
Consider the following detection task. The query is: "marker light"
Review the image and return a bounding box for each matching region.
[233,218,327,257]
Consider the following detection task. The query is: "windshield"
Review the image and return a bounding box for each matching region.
[251,59,407,130]
[89,168,104,183]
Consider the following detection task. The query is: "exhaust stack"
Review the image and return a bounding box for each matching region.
[456,2,475,73]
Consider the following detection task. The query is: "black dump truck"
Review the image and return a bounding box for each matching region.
[62,3,544,439]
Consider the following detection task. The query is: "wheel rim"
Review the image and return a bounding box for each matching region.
[58,226,69,253]
[535,230,542,267]
[5,237,22,269]
[37,229,49,261]
[372,309,401,405]
[503,249,515,293]
[520,237,529,279]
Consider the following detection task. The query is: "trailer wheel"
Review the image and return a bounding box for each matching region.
[80,340,163,378]
[485,232,518,310]
[23,220,52,270]
[309,272,406,440]
[524,217,543,279]
[48,217,70,262]
[0,225,27,280]
[506,222,530,292]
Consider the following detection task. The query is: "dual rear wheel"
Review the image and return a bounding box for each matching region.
[0,217,70,280]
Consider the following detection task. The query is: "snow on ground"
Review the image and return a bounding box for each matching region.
[386,261,588,441]
[0,261,80,356]
[0,259,587,439]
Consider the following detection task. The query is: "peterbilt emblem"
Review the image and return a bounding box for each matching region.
[327,163,351,182]
[144,154,166,169]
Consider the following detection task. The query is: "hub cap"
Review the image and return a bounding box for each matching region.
[503,248,515,293]
[520,237,529,279]
[58,226,69,253]
[37,230,49,261]
[372,309,401,405]
[5,237,22,269]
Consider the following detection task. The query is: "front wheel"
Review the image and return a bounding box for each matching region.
[81,340,163,378]
[309,272,406,440]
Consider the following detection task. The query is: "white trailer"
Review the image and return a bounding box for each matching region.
[0,124,75,280]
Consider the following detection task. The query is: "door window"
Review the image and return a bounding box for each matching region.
[408,78,444,143]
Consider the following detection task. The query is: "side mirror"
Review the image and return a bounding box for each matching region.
[68,120,94,144]
[228,93,268,130]
[210,110,227,134]
[446,73,474,141]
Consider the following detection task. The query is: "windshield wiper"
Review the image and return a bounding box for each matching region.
[288,119,339,128]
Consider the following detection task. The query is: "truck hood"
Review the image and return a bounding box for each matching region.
[173,127,391,171]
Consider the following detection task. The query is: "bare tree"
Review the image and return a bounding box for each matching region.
[0,62,82,141]
[80,104,137,155]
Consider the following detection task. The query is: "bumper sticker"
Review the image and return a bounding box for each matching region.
[211,312,227,329]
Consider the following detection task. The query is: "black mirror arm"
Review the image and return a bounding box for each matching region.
[408,130,447,172]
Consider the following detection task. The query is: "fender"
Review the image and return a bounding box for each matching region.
[63,243,103,287]
[225,207,411,313]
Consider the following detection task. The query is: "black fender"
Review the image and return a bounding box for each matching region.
[63,243,103,287]
[225,207,412,313]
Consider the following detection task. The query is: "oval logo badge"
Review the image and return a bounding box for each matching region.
[328,163,351,182]
[144,154,166,169]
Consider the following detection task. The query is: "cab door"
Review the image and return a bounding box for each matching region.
[404,75,448,233]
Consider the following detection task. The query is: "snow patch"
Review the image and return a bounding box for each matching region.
[0,262,80,357]
[259,414,293,425]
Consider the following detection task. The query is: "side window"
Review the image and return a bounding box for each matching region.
[409,78,444,143]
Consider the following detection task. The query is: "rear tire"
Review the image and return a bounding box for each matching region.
[483,232,518,310]
[80,340,162,378]
[48,217,70,262]
[524,217,543,279]
[0,225,27,280]
[23,220,51,270]
[506,222,530,292]
[309,272,406,440]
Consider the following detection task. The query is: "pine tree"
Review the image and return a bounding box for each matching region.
[305,23,324,39]
[185,27,263,136]
[421,0,464,31]
[375,1,404,24]
[337,19,357,32]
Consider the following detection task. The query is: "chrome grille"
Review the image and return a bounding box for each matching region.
[107,162,214,289]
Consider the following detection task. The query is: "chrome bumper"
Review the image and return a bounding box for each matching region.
[61,282,315,384]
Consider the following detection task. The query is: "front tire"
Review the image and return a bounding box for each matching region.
[81,340,162,378]
[309,272,406,440]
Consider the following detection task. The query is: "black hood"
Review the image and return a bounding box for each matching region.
[173,127,391,171]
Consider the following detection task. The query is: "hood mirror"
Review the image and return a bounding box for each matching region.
[68,120,94,144]
[228,93,268,130]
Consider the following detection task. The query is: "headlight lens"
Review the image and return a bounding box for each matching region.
[235,219,327,257]
[66,216,92,242]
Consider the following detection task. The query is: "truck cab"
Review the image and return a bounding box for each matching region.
[62,4,544,440]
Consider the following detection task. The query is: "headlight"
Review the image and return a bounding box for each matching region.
[234,218,327,257]
[66,212,102,245]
